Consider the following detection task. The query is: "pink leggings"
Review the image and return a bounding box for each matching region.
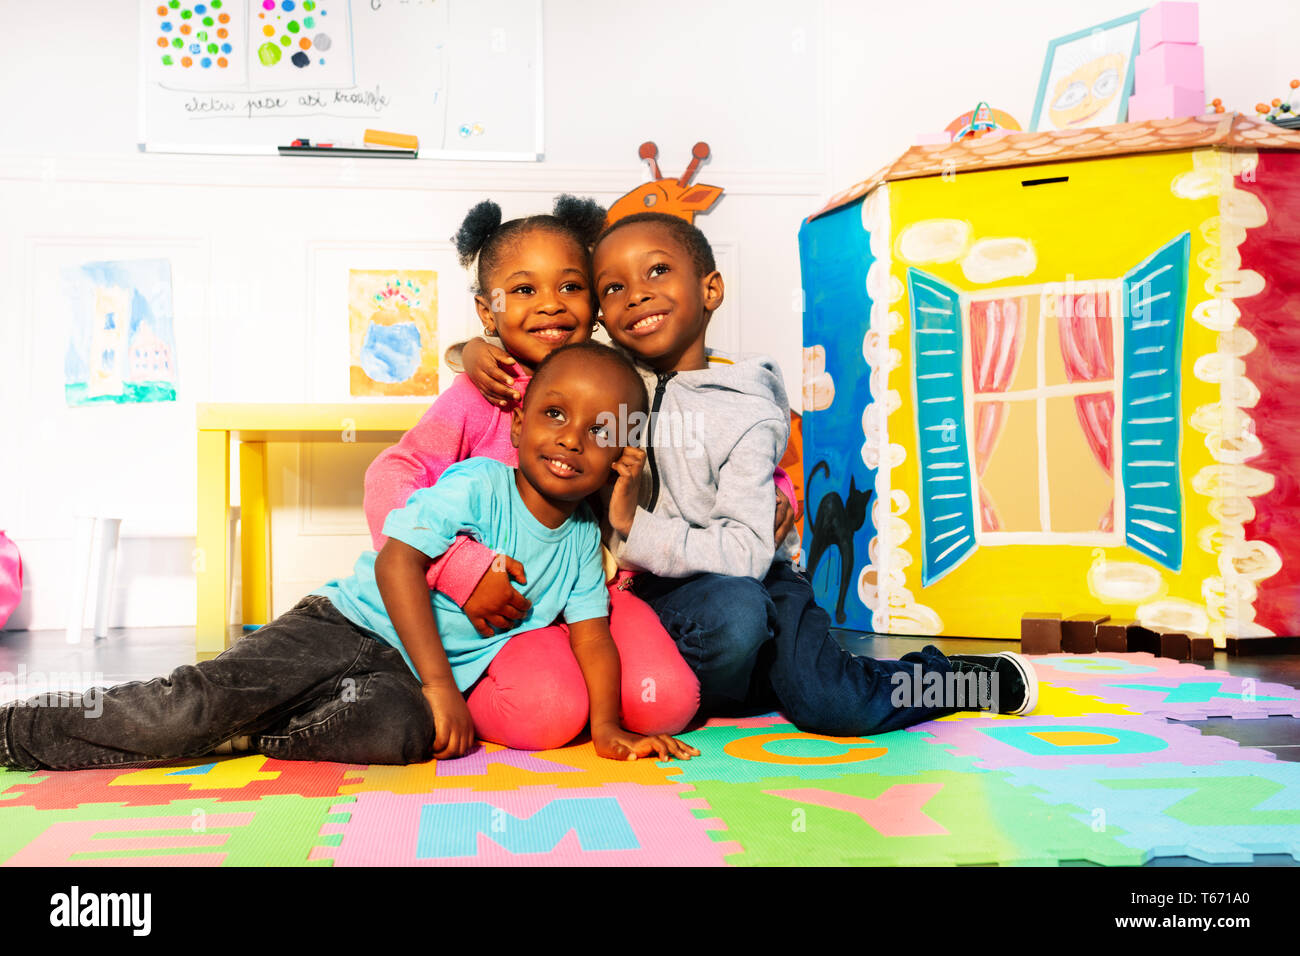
[465,583,700,750]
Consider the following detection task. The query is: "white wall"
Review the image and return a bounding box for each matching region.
[826,0,1300,192]
[0,0,827,629]
[2,0,1296,629]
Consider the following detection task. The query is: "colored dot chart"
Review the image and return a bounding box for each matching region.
[154,0,335,72]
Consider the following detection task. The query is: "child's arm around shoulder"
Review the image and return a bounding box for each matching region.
[454,336,520,409]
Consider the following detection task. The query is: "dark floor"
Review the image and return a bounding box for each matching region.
[3,625,1298,866]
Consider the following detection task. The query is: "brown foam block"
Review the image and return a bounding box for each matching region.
[1021,613,1062,655]
[1191,637,1214,660]
[1127,623,1162,656]
[1061,614,1108,654]
[1096,618,1134,653]
[1157,630,1191,661]
[1225,635,1300,656]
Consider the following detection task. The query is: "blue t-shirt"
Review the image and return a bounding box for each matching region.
[314,457,609,691]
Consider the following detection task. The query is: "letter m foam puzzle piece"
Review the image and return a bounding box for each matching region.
[309,785,740,867]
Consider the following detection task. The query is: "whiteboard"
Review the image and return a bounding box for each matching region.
[138,0,543,159]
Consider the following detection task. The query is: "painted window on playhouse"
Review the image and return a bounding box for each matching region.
[909,232,1189,585]
[966,282,1123,544]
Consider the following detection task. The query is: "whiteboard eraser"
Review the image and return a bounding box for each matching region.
[364,129,419,150]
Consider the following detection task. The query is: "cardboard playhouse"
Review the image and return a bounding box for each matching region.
[798,113,1300,646]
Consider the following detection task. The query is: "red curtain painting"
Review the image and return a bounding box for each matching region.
[969,296,1027,531]
[1056,291,1116,531]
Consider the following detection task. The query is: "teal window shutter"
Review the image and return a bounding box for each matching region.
[1121,232,1189,571]
[908,268,977,585]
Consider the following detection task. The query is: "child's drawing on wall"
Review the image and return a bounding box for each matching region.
[62,258,178,407]
[348,269,438,397]
[1032,15,1141,131]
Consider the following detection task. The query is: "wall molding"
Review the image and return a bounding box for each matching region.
[0,151,829,198]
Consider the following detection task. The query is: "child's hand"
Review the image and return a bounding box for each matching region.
[774,487,797,545]
[592,723,700,762]
[462,554,530,637]
[464,338,521,408]
[607,446,646,538]
[423,683,476,760]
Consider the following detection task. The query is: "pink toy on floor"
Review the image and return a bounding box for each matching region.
[0,531,21,628]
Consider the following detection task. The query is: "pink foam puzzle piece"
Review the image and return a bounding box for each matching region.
[1129,85,1205,122]
[3,812,253,867]
[312,785,735,867]
[1135,43,1204,92]
[434,746,583,777]
[763,783,949,837]
[1140,1,1199,51]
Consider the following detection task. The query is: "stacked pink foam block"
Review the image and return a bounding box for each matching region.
[1129,2,1206,121]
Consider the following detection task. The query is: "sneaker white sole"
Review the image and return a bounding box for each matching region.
[993,651,1038,716]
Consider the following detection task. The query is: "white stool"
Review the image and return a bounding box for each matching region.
[66,516,122,644]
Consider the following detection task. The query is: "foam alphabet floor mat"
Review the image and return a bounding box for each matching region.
[2,653,1298,866]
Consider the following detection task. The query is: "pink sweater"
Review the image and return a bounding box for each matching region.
[365,365,799,606]
[364,368,528,605]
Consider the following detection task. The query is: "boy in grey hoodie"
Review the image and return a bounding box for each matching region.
[469,213,1039,734]
[596,213,1040,734]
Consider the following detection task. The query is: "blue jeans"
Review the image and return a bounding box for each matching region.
[634,561,957,736]
[0,595,435,770]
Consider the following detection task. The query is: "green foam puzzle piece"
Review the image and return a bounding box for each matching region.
[0,795,344,866]
[683,770,1144,867]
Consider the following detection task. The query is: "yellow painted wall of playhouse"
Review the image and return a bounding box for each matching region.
[886,150,1222,639]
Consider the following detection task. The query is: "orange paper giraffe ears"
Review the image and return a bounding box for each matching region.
[606,141,724,227]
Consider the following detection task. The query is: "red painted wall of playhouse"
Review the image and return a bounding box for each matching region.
[1238,150,1300,636]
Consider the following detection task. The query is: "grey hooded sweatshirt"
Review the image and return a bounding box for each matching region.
[612,349,796,580]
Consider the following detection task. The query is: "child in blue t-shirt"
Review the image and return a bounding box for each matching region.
[0,343,698,769]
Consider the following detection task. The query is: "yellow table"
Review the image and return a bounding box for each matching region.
[196,403,428,657]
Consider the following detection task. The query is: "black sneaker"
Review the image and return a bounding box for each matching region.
[945,652,1038,716]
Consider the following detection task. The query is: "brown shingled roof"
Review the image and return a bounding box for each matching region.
[808,112,1300,222]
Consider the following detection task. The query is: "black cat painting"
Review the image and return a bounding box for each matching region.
[805,460,873,625]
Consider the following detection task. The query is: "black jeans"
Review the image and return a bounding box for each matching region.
[0,595,435,770]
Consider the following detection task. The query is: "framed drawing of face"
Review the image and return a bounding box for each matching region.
[1030,12,1143,132]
